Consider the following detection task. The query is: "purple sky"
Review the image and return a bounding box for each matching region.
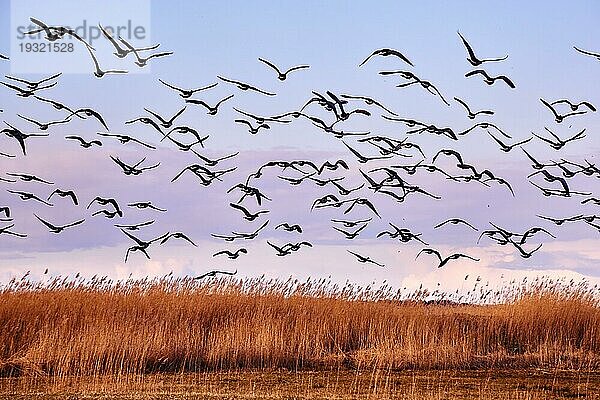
[1,0,600,291]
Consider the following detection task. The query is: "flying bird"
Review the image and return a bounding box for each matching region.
[186,94,234,115]
[331,218,372,228]
[340,94,398,116]
[65,135,102,148]
[487,132,532,152]
[2,122,49,155]
[573,46,600,61]
[434,218,478,231]
[83,45,128,78]
[333,223,368,239]
[229,203,269,221]
[121,229,169,262]
[117,36,172,67]
[114,220,155,231]
[453,97,494,119]
[258,58,309,81]
[347,250,385,267]
[217,76,276,96]
[0,224,27,238]
[194,270,237,280]
[235,119,271,135]
[127,201,167,212]
[540,98,587,123]
[99,23,160,59]
[359,48,414,67]
[97,132,156,149]
[6,172,53,185]
[0,80,57,97]
[143,107,186,129]
[47,189,78,205]
[465,70,515,88]
[34,214,85,234]
[5,73,62,90]
[160,232,196,247]
[69,108,109,130]
[275,223,303,233]
[213,248,247,259]
[158,79,218,98]
[457,31,508,66]
[416,248,480,268]
[87,197,122,215]
[7,190,53,206]
[532,127,586,150]
[550,99,596,113]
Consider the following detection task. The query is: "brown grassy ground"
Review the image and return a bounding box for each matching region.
[1,369,599,399]
[0,275,599,398]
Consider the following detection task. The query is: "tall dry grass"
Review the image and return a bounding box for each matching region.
[0,275,599,377]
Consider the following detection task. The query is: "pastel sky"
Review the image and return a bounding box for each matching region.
[0,0,599,292]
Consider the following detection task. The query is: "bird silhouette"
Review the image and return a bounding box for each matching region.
[69,108,109,130]
[229,203,269,221]
[333,223,368,239]
[117,36,172,67]
[121,229,169,262]
[158,79,218,98]
[7,190,53,206]
[331,218,372,228]
[0,80,57,97]
[258,58,309,80]
[235,119,271,135]
[550,99,596,112]
[127,202,167,212]
[465,70,515,88]
[65,135,102,148]
[434,218,478,231]
[99,23,160,59]
[275,223,303,233]
[186,94,234,115]
[194,270,237,280]
[114,220,155,231]
[347,250,385,267]
[47,189,78,205]
[97,132,156,150]
[573,46,600,61]
[5,73,61,90]
[416,248,480,268]
[83,45,128,78]
[457,31,508,66]
[487,132,532,152]
[0,224,27,238]
[2,122,49,155]
[143,107,186,129]
[213,249,247,259]
[217,76,276,96]
[453,97,494,119]
[6,173,53,185]
[160,232,196,246]
[359,48,414,67]
[540,98,587,123]
[34,214,85,234]
[340,94,398,116]
[532,127,586,150]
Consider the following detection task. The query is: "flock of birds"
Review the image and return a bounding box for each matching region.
[1,18,599,279]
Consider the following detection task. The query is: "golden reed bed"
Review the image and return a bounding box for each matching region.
[0,275,599,378]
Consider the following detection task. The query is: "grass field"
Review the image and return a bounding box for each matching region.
[0,369,599,399]
[0,275,599,398]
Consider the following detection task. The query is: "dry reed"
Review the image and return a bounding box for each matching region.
[0,275,598,377]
